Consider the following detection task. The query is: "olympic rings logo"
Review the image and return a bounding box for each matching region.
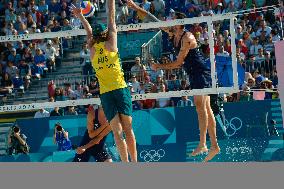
[139,149,166,162]
[223,117,243,138]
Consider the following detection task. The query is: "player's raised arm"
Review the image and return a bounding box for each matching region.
[70,4,93,46]
[126,0,160,22]
[126,0,173,35]
[107,0,118,51]
[176,33,196,64]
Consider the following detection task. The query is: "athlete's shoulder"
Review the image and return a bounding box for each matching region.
[184,31,195,40]
[105,40,118,53]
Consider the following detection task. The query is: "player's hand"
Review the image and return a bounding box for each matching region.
[126,0,138,9]
[161,27,170,31]
[69,3,82,18]
[76,147,86,154]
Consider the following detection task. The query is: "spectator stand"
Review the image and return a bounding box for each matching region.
[141,30,163,64]
[0,1,283,107]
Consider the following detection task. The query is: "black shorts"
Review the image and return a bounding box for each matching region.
[73,131,111,162]
[184,48,212,89]
[190,72,212,89]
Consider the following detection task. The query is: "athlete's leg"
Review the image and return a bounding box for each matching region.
[104,159,113,162]
[204,95,220,162]
[119,114,137,162]
[109,114,129,162]
[191,95,209,156]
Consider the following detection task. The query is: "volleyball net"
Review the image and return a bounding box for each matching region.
[0,8,280,113]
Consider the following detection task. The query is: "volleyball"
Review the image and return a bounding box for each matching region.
[81,1,95,17]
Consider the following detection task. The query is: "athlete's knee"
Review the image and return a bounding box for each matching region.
[208,114,216,126]
[194,96,205,108]
[196,105,207,114]
[124,128,134,138]
[112,127,124,142]
[119,114,133,132]
[112,126,123,136]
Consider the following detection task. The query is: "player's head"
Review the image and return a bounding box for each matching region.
[173,12,186,31]
[92,23,109,43]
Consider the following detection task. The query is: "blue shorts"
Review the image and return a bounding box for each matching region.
[190,71,212,89]
[100,87,132,122]
[184,48,212,89]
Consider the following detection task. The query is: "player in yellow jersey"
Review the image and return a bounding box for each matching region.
[70,0,137,162]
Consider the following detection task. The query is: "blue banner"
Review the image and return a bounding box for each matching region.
[1,100,283,162]
[118,31,160,59]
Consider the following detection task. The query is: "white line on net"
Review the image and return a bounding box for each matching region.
[1,6,279,112]
[0,4,279,42]
[0,14,235,42]
[0,88,278,112]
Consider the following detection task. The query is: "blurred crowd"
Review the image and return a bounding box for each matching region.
[0,0,105,102]
[0,0,284,114]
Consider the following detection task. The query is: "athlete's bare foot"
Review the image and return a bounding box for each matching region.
[191,145,208,157]
[203,146,220,162]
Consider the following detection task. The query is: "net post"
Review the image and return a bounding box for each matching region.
[207,19,217,94]
[230,15,239,92]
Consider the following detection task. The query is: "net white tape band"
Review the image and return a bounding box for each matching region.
[0,13,240,112]
[0,14,235,42]
[0,87,238,112]
[1,4,279,42]
[1,88,278,112]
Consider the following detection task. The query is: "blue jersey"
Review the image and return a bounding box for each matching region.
[174,30,212,89]
[56,132,72,151]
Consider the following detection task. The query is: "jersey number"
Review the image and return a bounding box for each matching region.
[99,48,104,54]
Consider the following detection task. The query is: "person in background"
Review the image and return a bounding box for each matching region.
[89,79,100,97]
[45,40,57,72]
[48,80,56,98]
[0,73,14,96]
[33,48,47,78]
[140,89,156,109]
[177,96,193,107]
[5,61,18,79]
[65,106,78,116]
[50,107,64,117]
[54,87,66,101]
[53,122,72,151]
[34,108,50,118]
[155,83,170,108]
[129,75,140,94]
[7,125,30,155]
[144,75,155,92]
[63,82,75,99]
[18,60,31,90]
[73,82,84,99]
[80,43,93,83]
[131,56,146,82]
[167,74,181,91]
